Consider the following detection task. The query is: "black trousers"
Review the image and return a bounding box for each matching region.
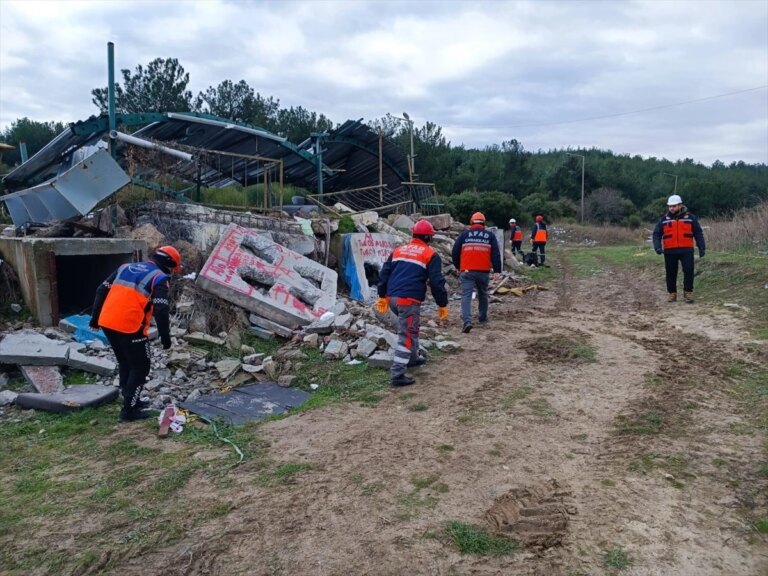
[511,241,522,254]
[103,327,151,411]
[664,251,695,293]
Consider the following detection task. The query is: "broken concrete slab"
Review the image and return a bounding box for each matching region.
[367,351,393,368]
[0,390,18,406]
[196,224,337,328]
[14,385,119,413]
[249,313,294,339]
[0,330,70,365]
[67,349,116,376]
[183,332,226,346]
[353,338,378,359]
[20,365,65,394]
[322,340,348,360]
[214,359,241,380]
[340,233,399,302]
[247,326,276,340]
[304,314,335,335]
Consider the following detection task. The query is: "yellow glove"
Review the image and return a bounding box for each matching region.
[438,306,449,321]
[375,297,389,314]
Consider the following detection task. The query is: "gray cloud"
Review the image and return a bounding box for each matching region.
[1,0,765,165]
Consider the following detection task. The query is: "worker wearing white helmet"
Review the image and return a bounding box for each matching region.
[509,218,523,256]
[652,194,706,303]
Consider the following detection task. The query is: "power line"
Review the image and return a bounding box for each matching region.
[507,85,768,128]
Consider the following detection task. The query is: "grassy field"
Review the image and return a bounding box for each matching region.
[1,239,766,574]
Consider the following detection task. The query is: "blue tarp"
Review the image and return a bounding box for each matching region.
[341,234,366,302]
[64,314,109,345]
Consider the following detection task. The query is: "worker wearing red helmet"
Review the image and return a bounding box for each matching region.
[376,220,448,387]
[530,215,548,265]
[451,212,502,333]
[90,246,181,421]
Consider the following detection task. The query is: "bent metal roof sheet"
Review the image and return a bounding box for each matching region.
[2,113,410,196]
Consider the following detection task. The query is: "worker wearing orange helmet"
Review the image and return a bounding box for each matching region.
[90,246,181,421]
[530,215,548,265]
[451,212,502,333]
[376,220,448,387]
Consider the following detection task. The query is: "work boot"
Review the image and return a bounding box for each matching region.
[135,399,151,410]
[118,407,152,422]
[407,356,427,368]
[667,292,677,303]
[462,323,473,334]
[684,291,694,303]
[391,374,416,387]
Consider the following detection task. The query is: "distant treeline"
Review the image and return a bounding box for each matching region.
[1,57,765,225]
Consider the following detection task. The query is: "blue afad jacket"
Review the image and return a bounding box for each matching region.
[451,225,502,273]
[377,238,448,306]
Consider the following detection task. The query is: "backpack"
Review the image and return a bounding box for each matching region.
[523,252,539,267]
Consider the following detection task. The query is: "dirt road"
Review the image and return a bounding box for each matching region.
[143,254,767,576]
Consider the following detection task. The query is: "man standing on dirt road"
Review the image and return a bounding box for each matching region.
[530,215,548,266]
[90,246,182,421]
[377,220,448,387]
[452,212,502,334]
[653,194,706,303]
[509,218,523,257]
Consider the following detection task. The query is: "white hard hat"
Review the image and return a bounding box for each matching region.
[667,194,683,206]
[509,218,516,223]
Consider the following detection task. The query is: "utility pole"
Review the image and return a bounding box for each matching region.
[663,172,678,194]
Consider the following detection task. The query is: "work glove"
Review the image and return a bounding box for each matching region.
[699,250,705,258]
[655,249,663,255]
[492,273,500,282]
[438,306,449,321]
[375,297,389,314]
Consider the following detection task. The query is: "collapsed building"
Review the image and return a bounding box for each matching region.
[0,111,487,421]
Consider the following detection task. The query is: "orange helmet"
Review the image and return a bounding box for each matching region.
[153,245,182,272]
[470,212,486,224]
[412,219,435,237]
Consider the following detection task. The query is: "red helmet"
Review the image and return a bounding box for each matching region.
[153,245,182,272]
[535,215,544,222]
[412,219,435,236]
[470,212,486,224]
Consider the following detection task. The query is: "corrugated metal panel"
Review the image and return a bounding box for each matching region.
[3,150,130,226]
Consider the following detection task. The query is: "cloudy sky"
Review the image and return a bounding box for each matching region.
[1,0,766,166]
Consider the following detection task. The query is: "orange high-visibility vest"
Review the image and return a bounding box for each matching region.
[512,228,522,241]
[661,216,695,249]
[99,262,166,335]
[533,224,548,243]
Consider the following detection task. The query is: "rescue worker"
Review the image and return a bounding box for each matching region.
[530,215,548,265]
[90,246,181,421]
[509,218,523,257]
[376,220,448,387]
[451,212,502,333]
[652,194,706,303]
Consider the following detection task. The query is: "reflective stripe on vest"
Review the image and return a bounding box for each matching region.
[99,262,165,335]
[661,217,695,249]
[533,224,547,243]
[392,242,436,269]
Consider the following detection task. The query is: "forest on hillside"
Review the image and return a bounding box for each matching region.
[1,57,766,225]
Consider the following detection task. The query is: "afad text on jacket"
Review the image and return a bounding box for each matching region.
[451,225,502,272]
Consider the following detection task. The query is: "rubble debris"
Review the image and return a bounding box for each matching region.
[0,330,116,375]
[19,365,65,394]
[196,224,337,328]
[15,384,119,413]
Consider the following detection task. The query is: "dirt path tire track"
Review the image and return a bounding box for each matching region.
[135,253,767,576]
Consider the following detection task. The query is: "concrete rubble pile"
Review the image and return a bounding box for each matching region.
[1,204,500,418]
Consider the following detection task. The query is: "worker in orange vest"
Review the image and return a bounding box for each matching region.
[652,195,705,303]
[90,246,182,421]
[451,212,502,333]
[530,215,548,265]
[376,220,448,387]
[509,218,523,257]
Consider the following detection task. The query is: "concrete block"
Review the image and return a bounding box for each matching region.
[0,330,70,365]
[354,338,378,359]
[249,313,294,339]
[20,365,65,394]
[367,351,393,369]
[323,340,348,359]
[67,350,117,376]
[183,332,226,346]
[215,359,241,380]
[196,224,337,327]
[339,233,400,302]
[305,314,335,335]
[247,326,276,340]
